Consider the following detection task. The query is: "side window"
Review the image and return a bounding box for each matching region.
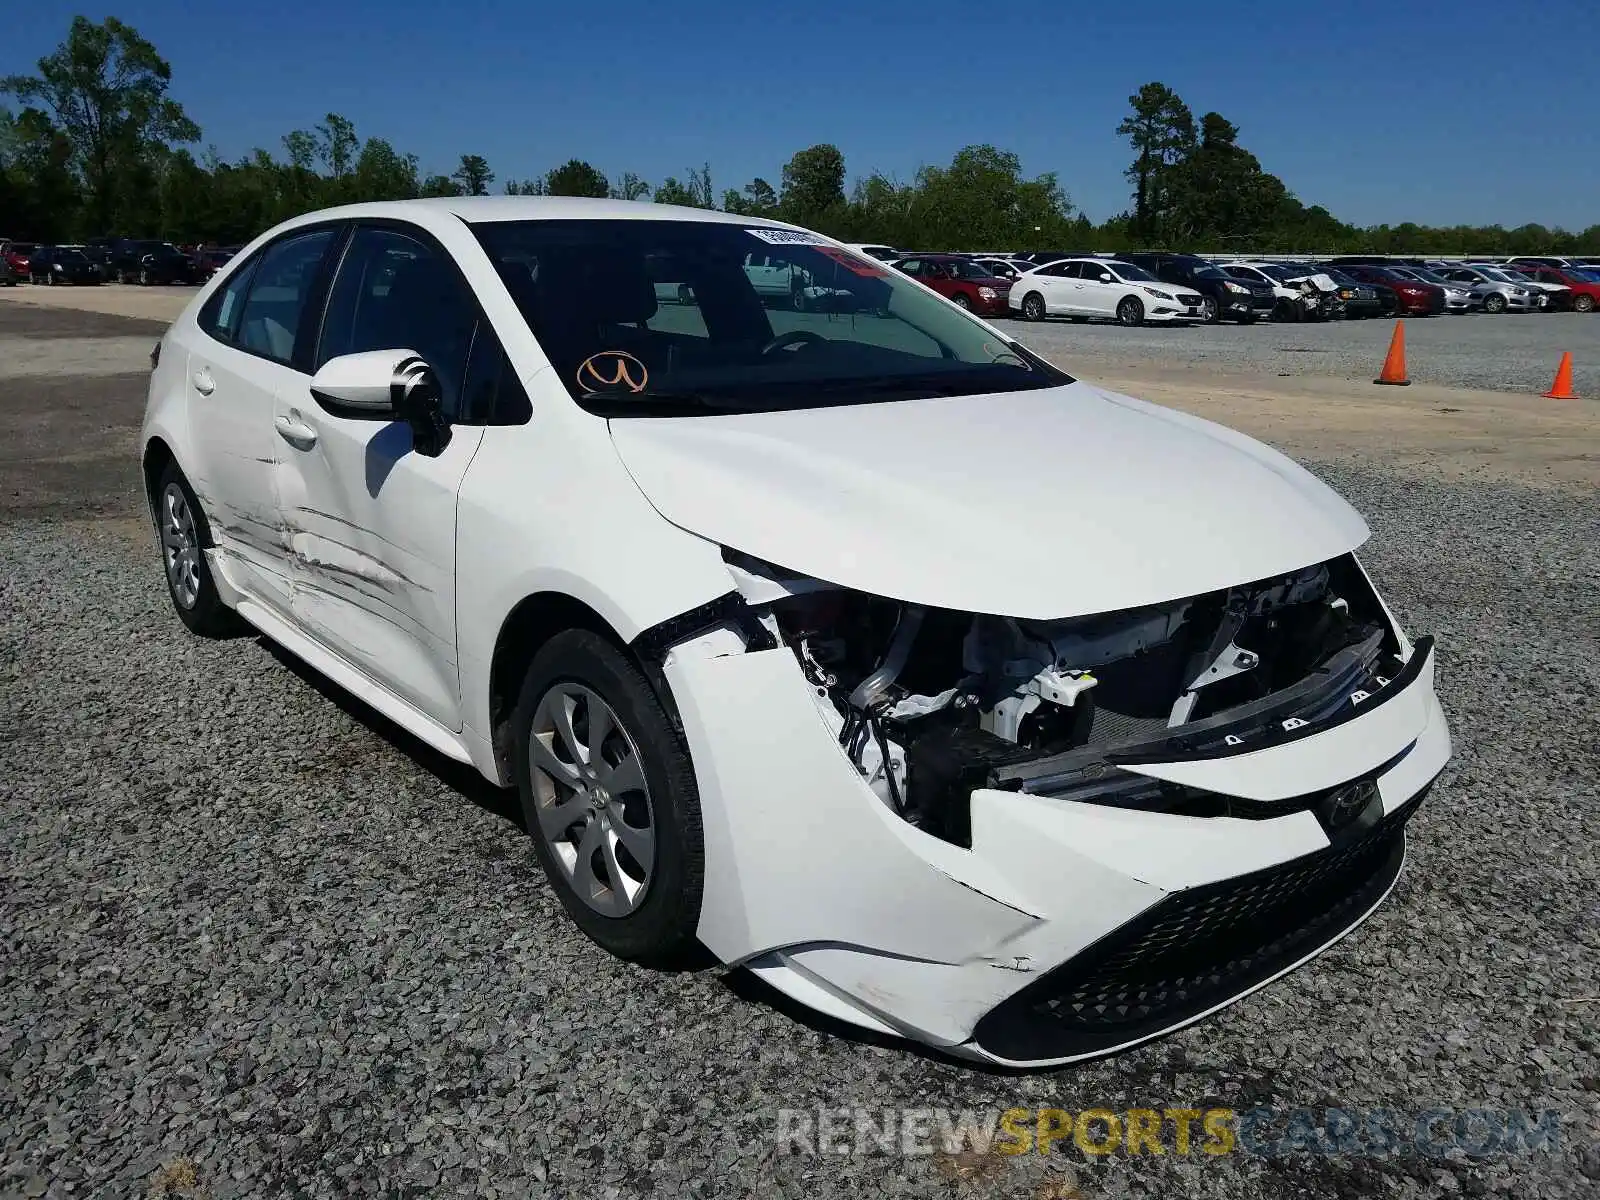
[459,325,532,425]
[199,255,261,344]
[318,225,478,419]
[1057,262,1085,279]
[898,259,921,276]
[234,229,336,366]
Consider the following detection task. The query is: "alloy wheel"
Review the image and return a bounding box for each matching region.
[161,482,201,609]
[1023,293,1044,321]
[1201,296,1219,323]
[527,683,656,918]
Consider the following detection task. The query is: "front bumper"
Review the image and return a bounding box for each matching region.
[667,618,1450,1067]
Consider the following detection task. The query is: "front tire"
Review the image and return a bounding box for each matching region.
[154,462,242,638]
[513,630,704,966]
[1116,296,1144,326]
[1200,296,1220,324]
[952,293,971,309]
[1483,293,1507,314]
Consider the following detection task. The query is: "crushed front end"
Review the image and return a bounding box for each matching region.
[654,551,1450,1066]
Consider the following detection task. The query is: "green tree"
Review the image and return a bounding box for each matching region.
[544,158,609,197]
[2,16,198,232]
[723,176,777,216]
[421,173,461,197]
[1115,82,1195,245]
[780,144,846,225]
[450,154,493,196]
[608,171,650,201]
[316,113,358,180]
[503,177,546,195]
[2,106,81,239]
[352,137,419,201]
[652,176,697,206]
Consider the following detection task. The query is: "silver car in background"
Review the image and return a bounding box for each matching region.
[1436,264,1540,313]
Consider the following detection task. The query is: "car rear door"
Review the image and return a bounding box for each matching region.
[184,227,341,612]
[1032,262,1082,314]
[272,221,491,730]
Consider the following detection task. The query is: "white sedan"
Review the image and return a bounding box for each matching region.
[142,197,1450,1067]
[1008,258,1207,324]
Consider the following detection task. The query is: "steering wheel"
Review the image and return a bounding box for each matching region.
[760,330,827,356]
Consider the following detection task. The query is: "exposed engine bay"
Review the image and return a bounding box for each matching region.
[724,549,1405,845]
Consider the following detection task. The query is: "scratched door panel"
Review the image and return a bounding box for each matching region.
[273,393,484,730]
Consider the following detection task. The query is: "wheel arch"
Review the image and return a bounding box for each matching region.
[488,590,625,781]
[141,436,178,521]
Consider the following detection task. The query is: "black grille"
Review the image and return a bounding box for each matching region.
[971,787,1428,1062]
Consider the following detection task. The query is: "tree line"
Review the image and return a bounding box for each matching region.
[5,17,1598,258]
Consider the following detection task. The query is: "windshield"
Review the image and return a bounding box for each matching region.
[473,219,1070,416]
[1405,268,1448,283]
[56,249,89,262]
[1478,268,1512,281]
[1105,261,1158,282]
[1497,269,1533,281]
[939,259,997,280]
[1191,265,1227,280]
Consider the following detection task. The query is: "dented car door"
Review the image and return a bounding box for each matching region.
[271,223,487,730]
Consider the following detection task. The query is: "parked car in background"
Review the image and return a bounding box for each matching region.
[1380,267,1476,313]
[1010,257,1206,325]
[893,254,1012,315]
[843,243,902,263]
[1313,266,1386,318]
[194,246,240,280]
[1432,265,1538,314]
[1119,252,1274,323]
[1219,262,1336,321]
[29,245,104,285]
[1509,264,1600,312]
[1478,266,1573,311]
[2,241,36,278]
[1329,264,1446,316]
[1505,256,1584,271]
[971,256,1038,282]
[105,239,202,285]
[0,254,17,286]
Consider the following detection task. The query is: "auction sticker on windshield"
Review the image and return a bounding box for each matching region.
[746,228,828,246]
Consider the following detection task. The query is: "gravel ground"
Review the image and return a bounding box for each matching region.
[997,311,1599,398]
[2,309,1598,1199]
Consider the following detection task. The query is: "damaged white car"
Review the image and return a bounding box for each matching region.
[142,197,1451,1067]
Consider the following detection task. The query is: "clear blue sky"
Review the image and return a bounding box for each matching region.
[6,1,1598,229]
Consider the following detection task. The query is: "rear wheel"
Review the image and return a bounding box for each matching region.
[513,630,704,965]
[1116,296,1144,326]
[1575,294,1595,313]
[154,462,242,638]
[1273,298,1301,323]
[1021,292,1046,322]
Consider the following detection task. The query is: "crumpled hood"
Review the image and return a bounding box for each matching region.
[608,382,1369,619]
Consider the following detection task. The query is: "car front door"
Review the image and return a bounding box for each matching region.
[1030,262,1080,314]
[272,222,491,730]
[185,227,340,611]
[1079,262,1121,317]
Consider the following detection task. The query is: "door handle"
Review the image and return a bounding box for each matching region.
[274,414,318,448]
[191,368,215,396]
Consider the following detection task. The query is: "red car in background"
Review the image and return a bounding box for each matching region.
[1515,265,1600,313]
[2,241,37,278]
[891,254,1012,315]
[1335,264,1446,315]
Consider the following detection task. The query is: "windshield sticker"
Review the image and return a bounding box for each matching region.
[745,228,828,246]
[576,350,648,394]
[814,246,888,277]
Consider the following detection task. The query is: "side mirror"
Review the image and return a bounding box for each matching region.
[310,349,451,456]
[1098,273,1114,283]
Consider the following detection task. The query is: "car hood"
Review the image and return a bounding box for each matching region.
[608,382,1369,619]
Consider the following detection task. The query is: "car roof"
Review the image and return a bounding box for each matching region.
[304,195,794,228]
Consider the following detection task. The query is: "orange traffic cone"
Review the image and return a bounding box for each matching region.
[1374,321,1410,386]
[1543,351,1575,399]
